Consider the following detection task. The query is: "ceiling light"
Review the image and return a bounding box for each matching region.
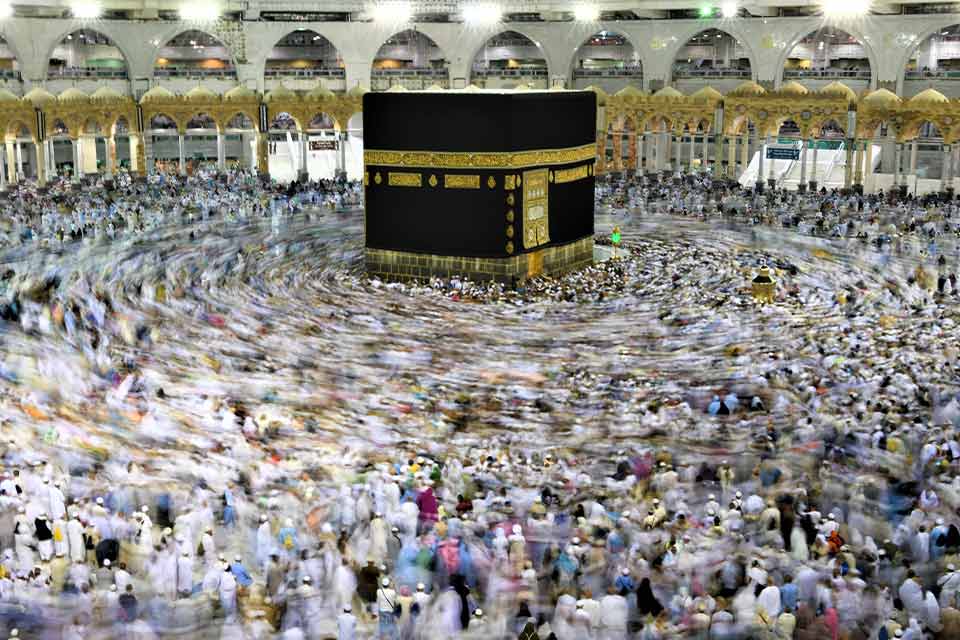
[721,1,737,18]
[821,0,871,19]
[370,1,412,23]
[573,4,600,22]
[463,3,502,25]
[71,1,102,19]
[179,4,221,22]
[698,5,714,17]
[0,2,11,19]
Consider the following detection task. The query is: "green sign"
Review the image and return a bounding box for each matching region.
[611,231,621,245]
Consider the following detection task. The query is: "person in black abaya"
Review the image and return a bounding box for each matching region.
[636,577,663,617]
[450,573,471,630]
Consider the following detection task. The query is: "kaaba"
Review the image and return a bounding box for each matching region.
[363,89,596,283]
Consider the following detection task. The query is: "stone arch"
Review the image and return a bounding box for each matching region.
[305,111,338,131]
[778,26,876,89]
[148,113,181,131]
[112,116,130,137]
[264,29,343,78]
[900,23,960,89]
[185,112,218,131]
[45,27,131,79]
[570,30,641,80]
[154,29,237,78]
[371,29,449,88]
[671,28,754,83]
[469,29,550,85]
[268,111,301,132]
[6,120,33,140]
[221,111,258,133]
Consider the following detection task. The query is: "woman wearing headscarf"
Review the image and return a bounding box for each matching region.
[636,577,664,619]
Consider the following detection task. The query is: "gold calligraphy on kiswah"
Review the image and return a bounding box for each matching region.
[387,172,422,187]
[365,144,595,170]
[553,165,590,184]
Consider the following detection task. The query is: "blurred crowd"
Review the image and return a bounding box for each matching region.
[0,169,956,640]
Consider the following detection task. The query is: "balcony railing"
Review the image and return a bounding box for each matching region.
[48,67,127,79]
[371,68,449,78]
[673,67,750,78]
[154,66,237,78]
[472,68,548,77]
[264,67,345,78]
[574,67,643,78]
[783,68,871,79]
[905,69,960,79]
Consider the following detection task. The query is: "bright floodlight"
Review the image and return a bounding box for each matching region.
[462,3,502,25]
[71,1,102,19]
[371,1,412,23]
[180,3,221,21]
[721,1,737,18]
[0,2,12,18]
[821,0,871,18]
[573,5,600,21]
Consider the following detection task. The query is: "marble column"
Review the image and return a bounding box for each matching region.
[756,130,765,189]
[702,132,710,173]
[942,144,952,192]
[14,141,23,181]
[217,133,226,171]
[71,138,81,183]
[799,138,808,190]
[810,140,819,190]
[863,139,873,192]
[844,141,854,188]
[637,133,645,174]
[909,139,918,181]
[688,133,696,173]
[104,136,114,180]
[740,133,749,180]
[893,142,901,190]
[726,136,735,179]
[299,131,309,180]
[177,134,186,175]
[34,142,45,187]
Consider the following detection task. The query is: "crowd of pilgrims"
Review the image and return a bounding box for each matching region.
[0,167,957,640]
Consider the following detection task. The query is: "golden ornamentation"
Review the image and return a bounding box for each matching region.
[444,174,480,189]
[516,175,522,186]
[548,171,555,183]
[522,168,550,250]
[505,241,514,255]
[506,193,515,206]
[388,172,422,187]
[554,165,590,184]
[364,171,369,186]
[428,174,438,187]
[363,144,595,170]
[487,176,496,189]
[374,172,382,185]
[506,209,515,223]
[506,226,514,239]
[504,175,516,190]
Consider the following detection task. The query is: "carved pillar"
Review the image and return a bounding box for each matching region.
[625,132,637,172]
[688,133,696,173]
[611,128,623,171]
[104,136,114,180]
[34,141,45,187]
[71,137,81,183]
[257,132,269,175]
[637,132,645,174]
[893,142,900,189]
[810,138,819,190]
[799,138,807,191]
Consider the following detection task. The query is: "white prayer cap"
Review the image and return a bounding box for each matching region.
[10,629,18,637]
[374,512,382,518]
[234,555,242,562]
[103,559,111,566]
[381,577,390,587]
[473,608,483,617]
[708,494,716,501]
[141,506,149,513]
[96,497,104,505]
[828,513,835,519]
[303,576,311,583]
[735,492,742,498]
[938,518,945,525]
[949,564,956,571]
[259,514,267,522]
[343,604,351,612]
[512,524,522,534]
[621,567,629,575]
[416,583,425,591]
